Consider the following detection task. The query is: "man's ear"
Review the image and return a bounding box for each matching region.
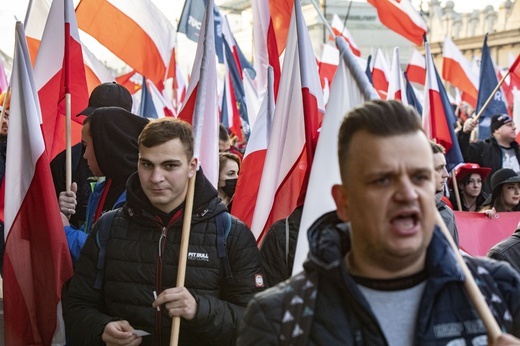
[332,184,348,222]
[188,157,198,178]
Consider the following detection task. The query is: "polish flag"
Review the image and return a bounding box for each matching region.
[82,43,115,94]
[116,70,143,95]
[329,14,361,57]
[368,0,428,46]
[24,0,51,66]
[318,44,339,89]
[442,36,478,107]
[76,0,176,87]
[422,41,463,169]
[3,22,73,346]
[387,46,408,103]
[33,0,89,160]
[293,36,379,274]
[372,48,390,100]
[250,0,324,243]
[253,0,292,98]
[178,0,219,187]
[231,68,275,228]
[406,48,426,85]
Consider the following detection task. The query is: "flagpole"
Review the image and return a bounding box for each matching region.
[473,71,509,121]
[435,210,502,343]
[451,168,462,211]
[170,174,196,346]
[308,0,334,38]
[64,0,72,192]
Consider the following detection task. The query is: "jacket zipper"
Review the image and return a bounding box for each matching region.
[155,226,167,346]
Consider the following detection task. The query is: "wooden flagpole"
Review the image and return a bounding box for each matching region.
[435,210,502,343]
[452,168,463,211]
[473,70,510,121]
[170,174,196,346]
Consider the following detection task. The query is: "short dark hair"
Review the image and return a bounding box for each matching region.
[338,100,423,182]
[430,141,446,154]
[139,118,194,159]
[219,152,241,173]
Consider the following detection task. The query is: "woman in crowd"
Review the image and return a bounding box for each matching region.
[480,168,520,218]
[218,152,241,209]
[449,163,491,211]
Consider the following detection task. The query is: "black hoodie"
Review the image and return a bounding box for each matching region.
[89,107,148,211]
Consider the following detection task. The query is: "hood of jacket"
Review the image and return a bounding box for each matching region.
[89,107,149,181]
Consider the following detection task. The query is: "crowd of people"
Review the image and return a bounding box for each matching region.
[2,82,520,345]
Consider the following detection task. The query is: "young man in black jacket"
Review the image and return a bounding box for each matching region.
[64,118,265,345]
[238,100,520,346]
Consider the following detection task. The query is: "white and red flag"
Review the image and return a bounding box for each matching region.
[178,0,219,187]
[33,0,89,160]
[329,14,361,57]
[82,43,115,94]
[372,48,390,100]
[405,48,426,85]
[250,0,324,243]
[368,0,427,46]
[293,36,379,274]
[231,68,275,228]
[442,36,478,107]
[3,21,73,346]
[387,46,408,103]
[76,0,176,88]
[318,44,339,90]
[24,0,51,65]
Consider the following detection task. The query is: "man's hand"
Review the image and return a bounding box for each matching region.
[153,287,198,320]
[492,333,520,345]
[58,182,77,220]
[102,320,142,346]
[463,117,478,134]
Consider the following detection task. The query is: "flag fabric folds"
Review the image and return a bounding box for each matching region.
[4,21,73,346]
[178,0,219,187]
[76,0,176,88]
[329,14,361,57]
[367,0,428,46]
[442,36,478,107]
[293,36,378,274]
[476,34,508,140]
[250,0,324,243]
[372,48,390,100]
[422,41,463,170]
[33,0,89,160]
[387,46,408,103]
[406,48,426,85]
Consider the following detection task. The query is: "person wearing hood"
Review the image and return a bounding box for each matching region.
[58,107,148,264]
[63,118,265,345]
[237,100,520,345]
[480,168,520,218]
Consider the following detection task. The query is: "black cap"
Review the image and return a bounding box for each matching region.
[78,82,133,116]
[490,114,512,133]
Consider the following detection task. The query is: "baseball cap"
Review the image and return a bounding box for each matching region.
[78,82,132,116]
[490,114,512,133]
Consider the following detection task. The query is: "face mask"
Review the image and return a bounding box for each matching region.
[222,178,237,198]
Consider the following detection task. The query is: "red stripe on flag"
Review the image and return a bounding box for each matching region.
[4,157,73,345]
[178,85,198,125]
[428,89,453,151]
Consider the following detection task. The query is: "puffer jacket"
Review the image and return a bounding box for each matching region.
[64,170,265,346]
[238,211,520,345]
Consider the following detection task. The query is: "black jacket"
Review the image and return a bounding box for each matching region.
[488,229,520,273]
[238,212,520,345]
[457,131,520,193]
[63,170,265,345]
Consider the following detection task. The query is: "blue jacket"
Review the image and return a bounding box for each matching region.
[65,180,126,264]
[238,211,520,345]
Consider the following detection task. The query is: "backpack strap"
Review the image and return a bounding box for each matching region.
[94,209,119,289]
[279,271,319,345]
[215,211,233,284]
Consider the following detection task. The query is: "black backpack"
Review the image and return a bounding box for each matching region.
[93,209,233,289]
